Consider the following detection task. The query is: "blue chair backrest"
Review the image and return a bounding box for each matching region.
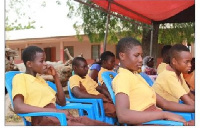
[101,71,117,104]
[139,72,154,86]
[67,81,77,99]
[5,71,22,108]
[47,81,57,92]
[5,71,32,125]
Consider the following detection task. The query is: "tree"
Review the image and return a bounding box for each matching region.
[5,0,62,31]
[67,0,194,61]
[5,0,36,31]
[67,0,146,44]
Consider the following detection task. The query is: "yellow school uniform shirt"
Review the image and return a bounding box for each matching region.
[157,62,168,74]
[12,73,56,122]
[69,74,100,95]
[98,67,113,85]
[112,67,156,111]
[152,70,190,102]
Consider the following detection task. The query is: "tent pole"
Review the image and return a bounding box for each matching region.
[103,1,111,52]
[150,24,153,56]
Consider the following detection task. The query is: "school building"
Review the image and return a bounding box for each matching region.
[5,29,117,65]
[6,29,195,66]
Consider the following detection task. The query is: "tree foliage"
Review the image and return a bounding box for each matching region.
[158,23,195,44]
[67,0,147,44]
[5,0,36,31]
[5,0,63,31]
[67,0,194,45]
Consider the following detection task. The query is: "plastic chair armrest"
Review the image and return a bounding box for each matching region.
[143,120,184,126]
[56,103,95,119]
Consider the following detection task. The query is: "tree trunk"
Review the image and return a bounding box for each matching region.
[142,24,160,66]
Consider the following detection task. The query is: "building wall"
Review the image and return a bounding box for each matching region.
[6,35,116,64]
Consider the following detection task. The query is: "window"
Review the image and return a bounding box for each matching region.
[91,45,100,60]
[64,46,74,60]
[44,48,51,61]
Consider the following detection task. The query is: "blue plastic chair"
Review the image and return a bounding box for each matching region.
[139,72,195,121]
[46,81,95,120]
[5,71,95,125]
[101,71,184,126]
[139,72,154,86]
[5,71,67,126]
[67,82,116,125]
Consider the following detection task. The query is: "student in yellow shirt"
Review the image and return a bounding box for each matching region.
[152,44,195,105]
[69,57,116,117]
[97,51,115,86]
[12,46,110,126]
[88,51,115,84]
[157,45,172,74]
[112,37,194,126]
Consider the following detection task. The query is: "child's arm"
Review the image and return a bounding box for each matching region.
[156,94,195,112]
[187,91,195,101]
[88,69,99,82]
[71,81,102,99]
[46,65,66,106]
[180,93,194,106]
[115,93,186,125]
[13,94,69,116]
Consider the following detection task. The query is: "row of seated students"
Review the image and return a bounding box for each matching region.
[12,37,194,126]
[69,37,194,125]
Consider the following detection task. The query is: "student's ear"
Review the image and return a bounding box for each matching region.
[119,52,126,61]
[171,58,177,65]
[26,61,32,68]
[73,65,77,71]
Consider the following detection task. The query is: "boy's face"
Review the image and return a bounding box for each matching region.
[102,56,116,70]
[29,52,47,74]
[74,60,89,77]
[120,45,143,72]
[173,51,192,73]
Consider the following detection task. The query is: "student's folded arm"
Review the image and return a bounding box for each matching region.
[13,94,58,114]
[72,86,100,99]
[188,91,195,101]
[156,94,194,112]
[180,93,195,106]
[115,93,182,125]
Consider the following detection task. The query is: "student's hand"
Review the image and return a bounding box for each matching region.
[56,109,74,119]
[184,120,195,126]
[163,111,186,123]
[46,65,57,76]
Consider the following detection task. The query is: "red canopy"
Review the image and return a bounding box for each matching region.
[92,0,194,24]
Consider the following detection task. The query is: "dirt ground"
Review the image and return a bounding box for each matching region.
[5,109,79,126]
[5,121,24,126]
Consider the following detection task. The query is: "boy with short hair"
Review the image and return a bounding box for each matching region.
[152,44,195,104]
[69,57,116,117]
[12,46,110,126]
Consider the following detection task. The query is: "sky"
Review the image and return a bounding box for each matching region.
[1,0,200,127]
[5,0,82,39]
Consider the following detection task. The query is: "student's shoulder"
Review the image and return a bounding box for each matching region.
[157,69,177,79]
[69,74,82,81]
[13,73,26,79]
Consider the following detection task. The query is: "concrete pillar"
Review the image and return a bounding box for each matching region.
[100,43,104,54]
[60,41,64,62]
